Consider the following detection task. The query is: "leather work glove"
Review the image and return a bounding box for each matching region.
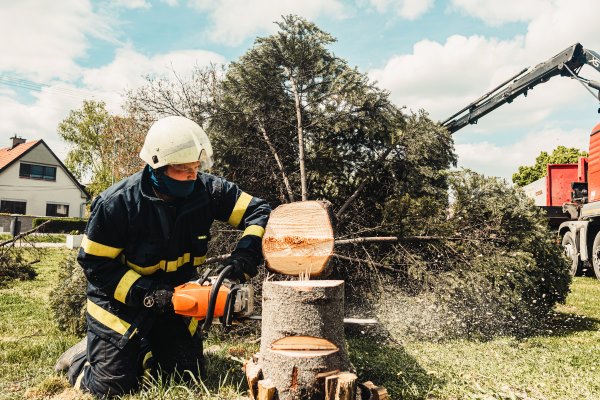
[143,285,175,315]
[223,250,260,283]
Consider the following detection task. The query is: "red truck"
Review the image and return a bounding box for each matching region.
[522,159,587,228]
[442,43,600,279]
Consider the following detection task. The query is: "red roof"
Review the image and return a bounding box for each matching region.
[0,140,40,170]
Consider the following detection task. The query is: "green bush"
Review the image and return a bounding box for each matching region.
[375,170,572,340]
[32,217,87,234]
[49,251,87,335]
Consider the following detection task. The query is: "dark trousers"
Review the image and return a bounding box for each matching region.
[68,314,204,398]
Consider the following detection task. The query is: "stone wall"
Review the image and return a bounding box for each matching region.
[0,214,34,234]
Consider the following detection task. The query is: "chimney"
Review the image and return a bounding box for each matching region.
[10,135,26,149]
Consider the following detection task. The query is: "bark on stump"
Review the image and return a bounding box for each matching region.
[259,280,350,399]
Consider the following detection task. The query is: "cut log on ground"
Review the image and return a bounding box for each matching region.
[245,358,263,399]
[262,201,334,277]
[259,280,350,399]
[362,381,389,400]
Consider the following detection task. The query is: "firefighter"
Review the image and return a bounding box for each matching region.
[54,116,271,397]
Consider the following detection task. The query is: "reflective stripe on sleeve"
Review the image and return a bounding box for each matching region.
[193,255,207,266]
[81,235,123,259]
[86,299,130,335]
[188,318,198,336]
[228,192,253,228]
[114,270,142,304]
[242,225,265,238]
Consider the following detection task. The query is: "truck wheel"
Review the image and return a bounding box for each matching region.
[562,231,581,276]
[591,232,600,280]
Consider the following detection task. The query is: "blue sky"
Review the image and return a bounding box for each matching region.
[1,0,599,180]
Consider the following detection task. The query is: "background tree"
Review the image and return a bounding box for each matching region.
[512,146,588,187]
[58,100,147,197]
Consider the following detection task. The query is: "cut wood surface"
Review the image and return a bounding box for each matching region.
[245,358,262,400]
[262,201,334,277]
[258,379,276,400]
[271,336,339,351]
[324,374,339,400]
[336,372,357,400]
[363,381,389,400]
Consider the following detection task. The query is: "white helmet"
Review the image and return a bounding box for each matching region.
[139,116,214,170]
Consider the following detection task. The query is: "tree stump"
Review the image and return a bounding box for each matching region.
[258,280,350,399]
[262,201,334,277]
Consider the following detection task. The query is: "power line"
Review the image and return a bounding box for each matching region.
[0,74,121,103]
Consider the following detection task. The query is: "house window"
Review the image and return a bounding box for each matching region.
[0,200,26,214]
[19,163,57,181]
[46,203,69,217]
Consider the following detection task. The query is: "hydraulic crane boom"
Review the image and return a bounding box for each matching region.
[442,43,600,134]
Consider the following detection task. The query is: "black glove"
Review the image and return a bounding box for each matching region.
[143,285,174,315]
[223,250,260,283]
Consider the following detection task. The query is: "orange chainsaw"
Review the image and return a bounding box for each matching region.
[172,264,254,333]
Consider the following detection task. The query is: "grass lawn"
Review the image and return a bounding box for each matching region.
[1,248,599,399]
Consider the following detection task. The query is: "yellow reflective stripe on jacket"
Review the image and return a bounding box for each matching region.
[228,192,252,228]
[86,299,130,335]
[242,225,265,238]
[81,235,123,259]
[166,253,191,272]
[188,318,198,336]
[193,255,207,266]
[142,351,153,369]
[125,253,192,275]
[114,269,141,304]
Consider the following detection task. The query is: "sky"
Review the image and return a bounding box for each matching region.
[1,0,599,181]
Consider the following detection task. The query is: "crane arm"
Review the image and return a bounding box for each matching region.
[442,43,600,134]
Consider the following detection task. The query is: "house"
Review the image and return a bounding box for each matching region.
[0,136,90,218]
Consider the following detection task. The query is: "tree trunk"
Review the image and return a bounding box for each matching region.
[258,280,350,400]
[262,201,334,277]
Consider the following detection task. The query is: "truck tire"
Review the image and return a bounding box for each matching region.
[591,232,600,280]
[562,231,581,276]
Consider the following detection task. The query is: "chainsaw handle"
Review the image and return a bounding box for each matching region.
[201,264,234,334]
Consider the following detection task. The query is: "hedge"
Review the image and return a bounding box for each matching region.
[32,217,88,234]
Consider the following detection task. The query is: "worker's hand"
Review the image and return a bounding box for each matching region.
[223,250,260,283]
[143,285,174,315]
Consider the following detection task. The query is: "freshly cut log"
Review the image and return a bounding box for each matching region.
[362,381,389,400]
[336,372,357,400]
[259,280,350,399]
[258,379,276,400]
[245,358,262,399]
[262,201,334,277]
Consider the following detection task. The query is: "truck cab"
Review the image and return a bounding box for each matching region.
[558,123,600,278]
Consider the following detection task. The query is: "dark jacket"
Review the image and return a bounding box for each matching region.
[78,166,271,348]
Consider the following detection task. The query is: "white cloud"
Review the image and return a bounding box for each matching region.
[456,126,589,180]
[369,0,600,178]
[0,0,115,82]
[0,47,226,159]
[449,0,554,26]
[81,47,226,111]
[187,0,346,46]
[369,0,434,19]
[111,0,151,9]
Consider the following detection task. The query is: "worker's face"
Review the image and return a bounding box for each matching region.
[165,161,200,181]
